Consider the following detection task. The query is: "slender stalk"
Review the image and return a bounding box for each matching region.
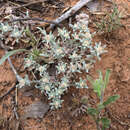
[93,116,101,130]
[96,120,101,130]
[7,54,20,80]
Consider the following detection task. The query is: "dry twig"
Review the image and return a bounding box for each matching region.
[12,0,44,10]
[0,43,21,100]
[49,0,91,29]
[0,82,17,100]
[10,17,61,25]
[106,108,130,127]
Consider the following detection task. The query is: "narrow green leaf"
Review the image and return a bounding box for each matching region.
[104,69,110,88]
[93,79,102,97]
[87,73,103,98]
[98,70,103,82]
[103,95,120,107]
[100,117,111,129]
[87,107,99,116]
[0,49,26,65]
[25,26,37,46]
[97,104,105,111]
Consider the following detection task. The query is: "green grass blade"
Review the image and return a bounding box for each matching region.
[0,49,26,65]
[104,69,110,88]
[103,95,120,107]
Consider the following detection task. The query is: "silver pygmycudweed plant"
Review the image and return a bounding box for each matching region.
[22,21,107,109]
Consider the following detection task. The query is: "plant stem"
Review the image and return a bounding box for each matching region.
[93,116,101,130]
[96,120,101,130]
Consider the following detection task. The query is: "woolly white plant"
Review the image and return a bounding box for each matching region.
[23,20,107,109]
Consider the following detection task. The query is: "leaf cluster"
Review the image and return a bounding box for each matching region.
[87,70,120,130]
[0,20,107,109]
[96,4,122,37]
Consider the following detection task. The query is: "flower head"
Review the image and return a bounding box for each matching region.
[0,23,12,33]
[19,78,26,87]
[83,31,92,40]
[56,62,67,74]
[94,42,107,60]
[69,51,81,60]
[42,77,50,84]
[55,88,65,96]
[24,57,36,68]
[48,90,56,99]
[44,33,55,43]
[37,65,47,75]
[75,78,88,88]
[82,61,93,73]
[44,84,51,92]
[81,39,91,48]
[69,62,80,73]
[60,77,69,90]
[53,46,65,58]
[50,98,64,109]
[70,23,80,31]
[10,26,23,38]
[17,75,30,88]
[72,32,80,40]
[58,27,70,39]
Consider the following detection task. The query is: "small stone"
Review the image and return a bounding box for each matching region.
[81,96,88,104]
[86,0,101,12]
[76,13,89,26]
[23,101,49,119]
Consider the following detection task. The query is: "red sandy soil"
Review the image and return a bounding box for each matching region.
[0,0,130,130]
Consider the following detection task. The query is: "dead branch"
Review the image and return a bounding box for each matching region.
[0,82,16,100]
[106,108,130,127]
[0,42,20,80]
[0,43,21,100]
[12,0,44,10]
[49,0,91,29]
[10,17,60,25]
